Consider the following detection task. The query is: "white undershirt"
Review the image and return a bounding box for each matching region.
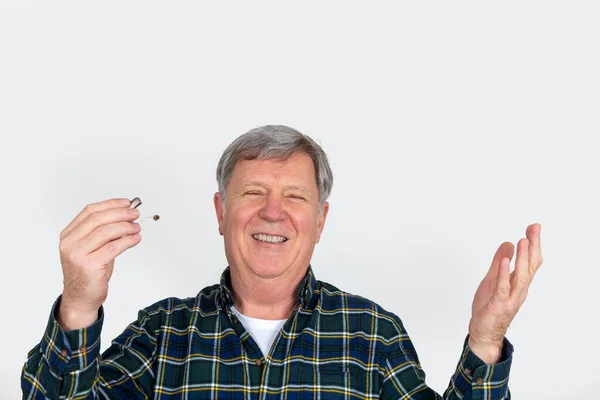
[231,306,287,357]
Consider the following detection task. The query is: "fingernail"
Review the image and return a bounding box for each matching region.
[120,199,131,205]
[129,208,139,215]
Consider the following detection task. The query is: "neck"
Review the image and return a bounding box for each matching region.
[229,267,306,320]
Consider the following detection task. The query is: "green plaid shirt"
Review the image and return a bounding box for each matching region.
[22,266,513,399]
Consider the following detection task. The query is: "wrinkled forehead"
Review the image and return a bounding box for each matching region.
[229,152,318,188]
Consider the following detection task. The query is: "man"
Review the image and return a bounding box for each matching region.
[21,125,543,399]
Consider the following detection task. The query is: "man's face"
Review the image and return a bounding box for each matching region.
[214,152,328,280]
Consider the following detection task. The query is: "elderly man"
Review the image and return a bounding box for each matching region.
[22,125,542,399]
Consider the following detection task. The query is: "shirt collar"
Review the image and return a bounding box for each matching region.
[217,265,319,310]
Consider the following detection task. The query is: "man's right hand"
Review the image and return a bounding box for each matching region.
[57,198,142,331]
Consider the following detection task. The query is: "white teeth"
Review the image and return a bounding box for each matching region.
[253,234,287,243]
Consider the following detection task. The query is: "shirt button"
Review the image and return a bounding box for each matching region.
[61,349,68,357]
[256,359,264,366]
[464,368,471,376]
[476,378,484,385]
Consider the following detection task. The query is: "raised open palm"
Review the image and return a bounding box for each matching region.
[468,224,543,362]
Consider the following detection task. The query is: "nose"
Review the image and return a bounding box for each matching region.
[258,193,286,222]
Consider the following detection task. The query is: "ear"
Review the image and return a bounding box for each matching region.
[315,201,329,243]
[214,192,225,236]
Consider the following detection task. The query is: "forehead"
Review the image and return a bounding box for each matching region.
[230,152,317,187]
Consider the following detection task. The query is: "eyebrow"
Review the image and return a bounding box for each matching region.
[238,181,312,194]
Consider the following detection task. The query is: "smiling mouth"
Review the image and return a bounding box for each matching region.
[252,234,288,243]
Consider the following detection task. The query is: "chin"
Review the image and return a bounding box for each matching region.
[246,259,294,280]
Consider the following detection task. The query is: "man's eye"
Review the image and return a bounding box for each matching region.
[287,195,305,200]
[245,191,263,196]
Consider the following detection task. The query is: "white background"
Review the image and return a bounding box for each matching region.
[1,1,599,398]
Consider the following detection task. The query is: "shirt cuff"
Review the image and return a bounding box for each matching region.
[39,295,104,374]
[452,334,513,400]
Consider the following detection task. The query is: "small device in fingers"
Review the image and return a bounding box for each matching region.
[128,197,159,223]
[130,197,142,209]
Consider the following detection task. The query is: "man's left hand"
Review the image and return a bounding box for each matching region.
[467,223,543,364]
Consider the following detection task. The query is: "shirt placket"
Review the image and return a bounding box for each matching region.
[228,305,303,400]
[258,304,304,400]
[226,306,267,399]
[219,268,315,400]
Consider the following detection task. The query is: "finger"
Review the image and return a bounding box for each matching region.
[527,223,543,275]
[88,231,142,267]
[60,198,132,240]
[494,257,511,300]
[484,242,515,283]
[66,206,140,245]
[510,238,530,301]
[77,220,142,256]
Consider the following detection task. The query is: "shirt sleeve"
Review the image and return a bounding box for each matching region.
[21,295,158,399]
[447,335,513,399]
[380,318,512,400]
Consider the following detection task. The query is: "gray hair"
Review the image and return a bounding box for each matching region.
[216,125,333,211]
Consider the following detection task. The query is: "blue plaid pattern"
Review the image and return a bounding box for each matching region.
[22,266,513,399]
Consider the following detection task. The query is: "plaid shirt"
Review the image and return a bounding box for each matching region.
[22,266,513,399]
